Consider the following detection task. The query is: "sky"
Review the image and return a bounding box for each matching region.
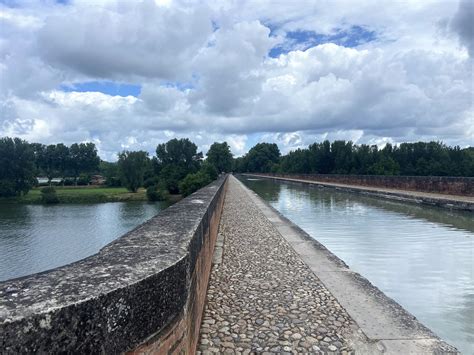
[0,0,472,160]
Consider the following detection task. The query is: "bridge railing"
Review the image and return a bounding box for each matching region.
[0,175,228,354]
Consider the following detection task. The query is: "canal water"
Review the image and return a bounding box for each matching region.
[0,201,170,282]
[240,176,474,354]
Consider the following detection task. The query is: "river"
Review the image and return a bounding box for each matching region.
[240,176,473,354]
[0,201,170,282]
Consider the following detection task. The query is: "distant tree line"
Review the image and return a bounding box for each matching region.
[233,141,474,177]
[1,136,472,199]
[0,136,234,199]
[117,139,233,199]
[0,137,101,197]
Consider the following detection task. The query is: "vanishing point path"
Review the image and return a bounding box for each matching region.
[197,177,360,354]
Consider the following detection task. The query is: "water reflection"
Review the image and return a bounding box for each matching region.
[240,177,474,354]
[0,201,170,281]
[243,177,474,232]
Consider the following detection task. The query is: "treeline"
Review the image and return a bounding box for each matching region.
[1,136,472,199]
[0,137,233,198]
[0,137,101,197]
[233,141,474,177]
[117,139,232,200]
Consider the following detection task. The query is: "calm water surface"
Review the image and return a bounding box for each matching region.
[0,201,170,282]
[241,177,474,354]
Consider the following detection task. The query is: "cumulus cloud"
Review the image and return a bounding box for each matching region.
[37,1,213,81]
[0,0,472,158]
[451,0,474,57]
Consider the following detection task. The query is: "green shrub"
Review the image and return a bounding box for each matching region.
[0,179,16,197]
[63,178,75,186]
[77,173,90,186]
[146,185,168,201]
[159,165,187,194]
[143,176,160,189]
[179,171,211,197]
[40,187,59,204]
[200,161,218,180]
[40,186,56,194]
[106,177,122,187]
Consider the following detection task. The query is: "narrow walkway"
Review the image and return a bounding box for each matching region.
[197,177,360,354]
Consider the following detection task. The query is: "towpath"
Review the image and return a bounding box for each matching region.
[197,176,361,354]
[197,175,458,354]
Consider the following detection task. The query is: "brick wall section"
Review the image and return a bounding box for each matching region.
[260,173,473,196]
[0,176,228,354]
[129,179,226,354]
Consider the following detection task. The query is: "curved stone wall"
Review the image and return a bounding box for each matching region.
[0,175,228,354]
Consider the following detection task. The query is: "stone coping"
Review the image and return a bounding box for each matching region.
[0,175,228,354]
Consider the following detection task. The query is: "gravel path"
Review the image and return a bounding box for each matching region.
[197,177,360,354]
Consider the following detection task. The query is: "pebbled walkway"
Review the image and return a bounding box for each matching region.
[197,176,361,354]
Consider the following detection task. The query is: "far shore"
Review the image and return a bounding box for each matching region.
[0,186,182,204]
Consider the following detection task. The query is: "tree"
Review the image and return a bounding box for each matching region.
[206,142,233,173]
[100,160,121,187]
[42,145,58,185]
[69,142,100,184]
[244,143,280,173]
[118,151,149,192]
[179,171,212,197]
[0,137,36,196]
[156,138,202,171]
[156,138,203,193]
[53,143,70,183]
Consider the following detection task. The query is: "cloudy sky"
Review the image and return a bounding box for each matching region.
[0,0,472,160]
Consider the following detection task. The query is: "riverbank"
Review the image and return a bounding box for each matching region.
[0,186,182,204]
[198,176,458,354]
[243,173,474,211]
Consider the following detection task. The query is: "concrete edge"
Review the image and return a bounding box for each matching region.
[233,175,459,355]
[244,174,474,212]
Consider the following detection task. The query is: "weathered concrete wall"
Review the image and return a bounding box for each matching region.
[259,173,473,196]
[0,175,228,354]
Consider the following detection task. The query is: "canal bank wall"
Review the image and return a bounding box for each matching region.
[244,173,474,211]
[232,176,458,354]
[253,173,474,196]
[0,175,228,354]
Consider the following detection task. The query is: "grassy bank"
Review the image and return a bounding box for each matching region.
[1,186,159,204]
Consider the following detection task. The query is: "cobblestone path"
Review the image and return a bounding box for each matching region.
[197,177,360,354]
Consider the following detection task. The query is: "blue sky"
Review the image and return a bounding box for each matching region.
[0,0,472,160]
[269,26,377,57]
[61,81,141,97]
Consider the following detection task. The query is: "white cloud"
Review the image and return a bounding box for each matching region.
[0,0,472,159]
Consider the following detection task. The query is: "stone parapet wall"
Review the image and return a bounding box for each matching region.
[258,173,473,196]
[0,175,228,354]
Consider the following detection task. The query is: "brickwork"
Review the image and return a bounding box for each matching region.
[262,173,473,196]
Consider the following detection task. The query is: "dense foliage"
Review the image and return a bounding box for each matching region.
[40,186,59,204]
[235,140,474,177]
[117,151,150,192]
[179,171,213,197]
[0,137,36,196]
[2,134,471,203]
[155,138,203,193]
[234,143,281,173]
[30,142,100,185]
[206,142,233,173]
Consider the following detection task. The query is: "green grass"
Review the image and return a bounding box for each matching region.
[6,186,149,204]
